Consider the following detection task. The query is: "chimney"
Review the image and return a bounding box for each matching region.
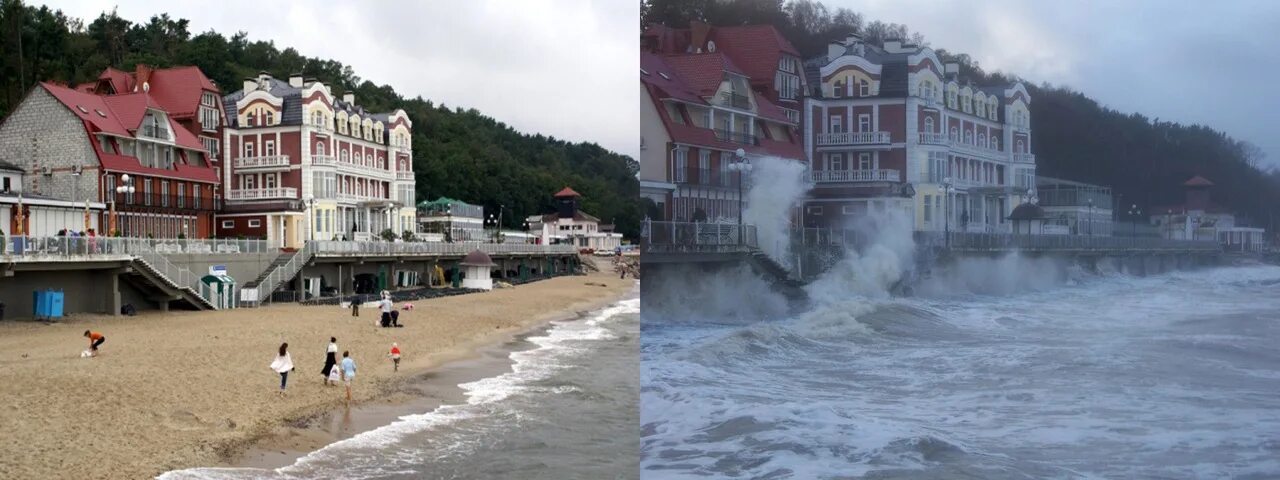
[690,21,711,53]
[288,73,304,88]
[134,64,153,92]
[242,78,257,93]
[342,92,355,105]
[944,62,960,80]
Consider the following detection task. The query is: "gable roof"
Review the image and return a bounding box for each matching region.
[709,24,800,83]
[662,53,744,96]
[1184,175,1214,187]
[554,186,581,198]
[40,83,132,137]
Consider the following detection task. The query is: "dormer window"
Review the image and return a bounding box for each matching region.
[859,80,870,97]
[76,105,88,114]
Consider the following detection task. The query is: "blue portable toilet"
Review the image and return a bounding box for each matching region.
[33,289,64,321]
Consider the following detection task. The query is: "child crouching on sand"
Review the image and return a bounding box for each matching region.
[83,330,105,357]
[388,343,401,372]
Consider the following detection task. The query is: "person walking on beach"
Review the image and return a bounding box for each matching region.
[388,343,401,372]
[271,343,295,396]
[340,351,357,402]
[83,330,105,357]
[350,294,360,317]
[322,337,339,386]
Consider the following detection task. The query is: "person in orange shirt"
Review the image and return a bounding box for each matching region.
[83,330,105,357]
[388,343,401,372]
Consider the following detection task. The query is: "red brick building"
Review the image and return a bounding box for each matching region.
[219,73,415,248]
[639,22,806,222]
[802,35,1035,232]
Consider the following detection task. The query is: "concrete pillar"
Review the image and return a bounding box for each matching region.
[108,271,121,316]
[295,265,304,301]
[337,263,344,298]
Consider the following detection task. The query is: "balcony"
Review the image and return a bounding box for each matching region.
[1013,152,1036,163]
[719,91,752,110]
[816,131,892,146]
[918,132,948,145]
[234,155,291,170]
[226,187,297,201]
[810,169,901,183]
[335,161,394,180]
[336,192,391,204]
[713,129,759,146]
[676,168,736,188]
[396,171,414,181]
[311,154,337,166]
[140,124,171,140]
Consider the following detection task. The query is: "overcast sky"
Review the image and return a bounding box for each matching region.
[847,0,1280,167]
[44,0,641,159]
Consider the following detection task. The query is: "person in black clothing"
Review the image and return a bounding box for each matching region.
[350,295,360,317]
[321,337,338,386]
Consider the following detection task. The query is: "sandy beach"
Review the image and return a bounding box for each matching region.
[0,271,633,479]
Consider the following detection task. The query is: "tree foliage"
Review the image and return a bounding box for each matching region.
[0,0,642,238]
[643,0,1279,230]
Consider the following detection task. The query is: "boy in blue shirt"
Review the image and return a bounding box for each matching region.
[340,351,357,402]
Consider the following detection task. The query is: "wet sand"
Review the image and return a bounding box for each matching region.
[0,272,632,479]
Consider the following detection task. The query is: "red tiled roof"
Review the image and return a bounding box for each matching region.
[641,52,706,104]
[41,83,131,137]
[97,68,133,93]
[709,24,800,83]
[554,186,581,198]
[754,94,794,125]
[101,92,155,131]
[663,120,803,161]
[662,53,746,96]
[1184,175,1214,187]
[98,153,218,184]
[145,66,219,116]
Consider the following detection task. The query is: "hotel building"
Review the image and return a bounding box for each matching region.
[802,34,1036,232]
[219,73,416,248]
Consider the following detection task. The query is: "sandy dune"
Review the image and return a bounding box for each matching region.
[0,272,633,479]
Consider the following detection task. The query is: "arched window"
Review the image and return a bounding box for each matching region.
[341,150,349,163]
[950,127,958,141]
[924,117,935,133]
[979,133,987,148]
[992,137,999,150]
[315,142,325,156]
[964,131,973,145]
[1016,139,1025,153]
[312,111,323,127]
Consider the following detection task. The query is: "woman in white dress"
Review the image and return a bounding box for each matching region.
[270,343,295,395]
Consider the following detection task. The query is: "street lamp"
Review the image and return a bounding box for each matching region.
[306,197,316,242]
[725,148,751,245]
[942,177,953,248]
[1087,197,1094,236]
[114,174,135,237]
[1166,209,1173,239]
[1127,204,1141,237]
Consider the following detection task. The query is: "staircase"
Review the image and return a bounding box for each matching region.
[244,243,315,304]
[130,245,216,310]
[745,250,805,289]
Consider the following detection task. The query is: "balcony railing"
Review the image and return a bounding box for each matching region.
[140,124,170,139]
[226,187,298,200]
[234,155,291,169]
[312,154,337,166]
[714,129,759,146]
[918,132,948,145]
[815,131,892,146]
[336,192,391,204]
[396,171,414,181]
[676,168,736,188]
[1013,152,1036,163]
[809,169,901,183]
[641,220,758,253]
[719,91,752,110]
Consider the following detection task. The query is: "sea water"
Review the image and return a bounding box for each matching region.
[641,265,1280,479]
[162,295,639,480]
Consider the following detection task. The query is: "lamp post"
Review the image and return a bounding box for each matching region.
[942,177,952,249]
[306,197,316,242]
[725,148,751,245]
[1087,197,1094,236]
[1166,209,1173,239]
[115,174,135,237]
[1127,204,1141,237]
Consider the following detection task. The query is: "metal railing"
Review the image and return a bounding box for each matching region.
[226,187,298,200]
[141,124,170,139]
[714,129,759,146]
[914,232,1221,252]
[919,132,948,144]
[641,220,758,253]
[311,241,578,256]
[252,242,315,303]
[816,131,892,146]
[233,155,291,169]
[675,168,736,188]
[1013,152,1036,163]
[810,169,901,183]
[311,154,337,166]
[0,236,270,258]
[719,91,752,110]
[396,171,414,181]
